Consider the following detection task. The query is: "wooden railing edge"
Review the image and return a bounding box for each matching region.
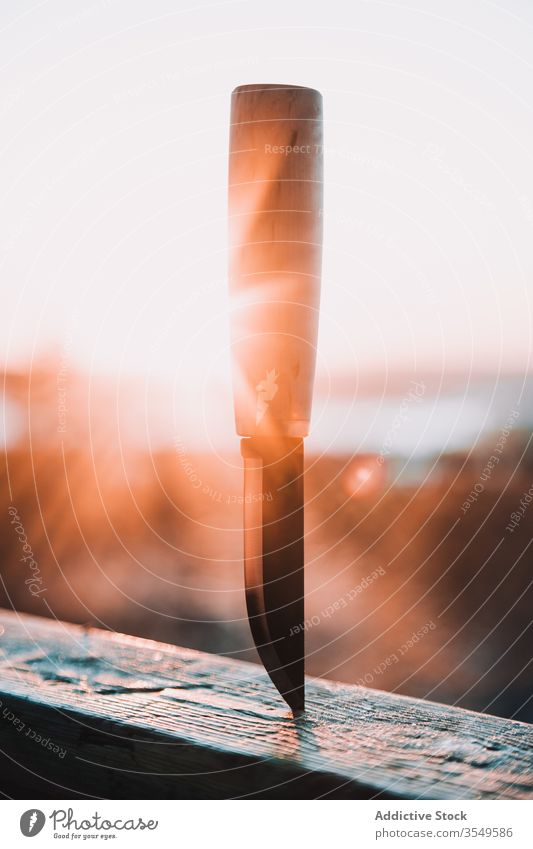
[0,610,531,800]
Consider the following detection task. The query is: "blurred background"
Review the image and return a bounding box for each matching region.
[1,0,532,722]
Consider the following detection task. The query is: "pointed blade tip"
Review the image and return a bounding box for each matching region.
[285,688,305,716]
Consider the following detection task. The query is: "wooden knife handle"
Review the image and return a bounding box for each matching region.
[228,84,323,438]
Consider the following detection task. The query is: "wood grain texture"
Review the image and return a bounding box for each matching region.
[0,610,531,800]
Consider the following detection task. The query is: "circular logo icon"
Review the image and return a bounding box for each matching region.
[20,810,46,837]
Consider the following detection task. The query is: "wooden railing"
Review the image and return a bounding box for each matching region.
[0,610,531,799]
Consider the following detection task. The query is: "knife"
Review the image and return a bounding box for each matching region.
[228,83,323,713]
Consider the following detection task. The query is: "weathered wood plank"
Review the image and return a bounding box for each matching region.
[0,610,531,799]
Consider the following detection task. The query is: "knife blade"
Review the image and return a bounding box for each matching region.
[241,436,304,712]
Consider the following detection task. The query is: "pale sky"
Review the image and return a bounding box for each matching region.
[1,0,533,448]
